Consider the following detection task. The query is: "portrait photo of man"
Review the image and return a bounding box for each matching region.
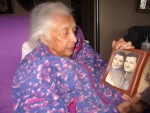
[122,52,139,90]
[106,51,126,89]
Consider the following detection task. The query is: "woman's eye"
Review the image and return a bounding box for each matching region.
[63,32,68,36]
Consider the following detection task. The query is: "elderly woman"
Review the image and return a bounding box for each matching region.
[12,2,134,113]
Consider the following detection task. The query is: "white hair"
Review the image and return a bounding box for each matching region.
[28,2,73,49]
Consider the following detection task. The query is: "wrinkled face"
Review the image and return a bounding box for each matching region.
[41,14,77,58]
[112,54,124,69]
[124,56,137,73]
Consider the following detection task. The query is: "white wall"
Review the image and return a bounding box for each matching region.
[100,0,150,62]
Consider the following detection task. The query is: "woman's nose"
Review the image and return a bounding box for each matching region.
[71,32,77,43]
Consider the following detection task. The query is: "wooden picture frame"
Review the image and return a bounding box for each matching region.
[137,0,150,13]
[102,49,150,97]
[137,56,150,93]
[0,0,13,14]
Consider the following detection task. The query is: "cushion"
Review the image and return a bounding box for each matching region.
[0,16,29,113]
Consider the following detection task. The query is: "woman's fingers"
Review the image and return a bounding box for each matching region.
[122,94,131,101]
[112,38,135,50]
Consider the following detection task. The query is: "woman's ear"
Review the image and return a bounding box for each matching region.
[40,35,48,46]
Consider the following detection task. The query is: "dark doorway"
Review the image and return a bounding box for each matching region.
[71,0,95,48]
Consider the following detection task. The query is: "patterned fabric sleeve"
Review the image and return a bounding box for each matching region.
[74,41,123,108]
[12,59,68,113]
[13,42,123,113]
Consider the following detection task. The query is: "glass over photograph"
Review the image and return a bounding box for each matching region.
[106,50,139,90]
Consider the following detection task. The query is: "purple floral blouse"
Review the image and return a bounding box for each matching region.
[12,38,122,113]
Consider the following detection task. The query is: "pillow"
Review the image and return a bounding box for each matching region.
[0,16,29,113]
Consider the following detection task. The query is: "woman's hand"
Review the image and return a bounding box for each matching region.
[117,93,142,113]
[117,101,131,113]
[122,93,141,103]
[121,94,131,101]
[129,93,141,104]
[112,38,134,50]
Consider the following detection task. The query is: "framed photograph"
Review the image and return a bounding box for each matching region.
[102,49,150,96]
[0,0,13,14]
[137,0,150,13]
